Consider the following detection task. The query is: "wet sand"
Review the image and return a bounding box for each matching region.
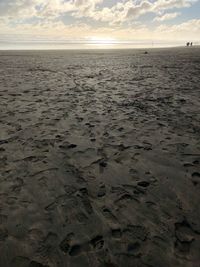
[0,47,200,267]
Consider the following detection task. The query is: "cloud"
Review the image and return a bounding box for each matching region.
[0,0,42,18]
[125,0,195,20]
[0,0,197,23]
[154,12,180,21]
[1,16,199,43]
[80,0,197,25]
[0,0,199,44]
[152,0,192,11]
[157,18,200,36]
[0,0,104,19]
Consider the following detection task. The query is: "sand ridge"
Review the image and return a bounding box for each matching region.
[0,47,200,267]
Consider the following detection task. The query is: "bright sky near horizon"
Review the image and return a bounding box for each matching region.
[0,0,200,48]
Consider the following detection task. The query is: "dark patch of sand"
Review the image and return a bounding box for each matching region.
[0,47,200,267]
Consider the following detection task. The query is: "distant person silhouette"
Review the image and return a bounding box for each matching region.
[190,42,193,46]
[186,42,190,47]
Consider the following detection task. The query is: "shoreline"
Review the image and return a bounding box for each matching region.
[0,45,200,52]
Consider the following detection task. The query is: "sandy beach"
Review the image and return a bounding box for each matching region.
[0,47,200,267]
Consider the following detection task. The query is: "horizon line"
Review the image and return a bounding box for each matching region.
[1,45,200,51]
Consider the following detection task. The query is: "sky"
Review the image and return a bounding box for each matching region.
[0,0,200,48]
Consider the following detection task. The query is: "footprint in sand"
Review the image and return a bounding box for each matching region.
[115,193,139,206]
[60,233,82,257]
[90,235,104,250]
[69,244,82,256]
[29,261,49,267]
[111,228,122,239]
[78,188,93,214]
[191,172,200,186]
[137,181,150,188]
[97,184,106,197]
[99,160,107,168]
[36,232,58,260]
[174,220,195,257]
[101,207,118,224]
[59,233,74,253]
[127,241,141,256]
[183,163,194,168]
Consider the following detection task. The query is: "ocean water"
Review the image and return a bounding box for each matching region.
[0,40,190,50]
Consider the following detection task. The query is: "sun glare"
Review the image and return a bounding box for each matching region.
[89,36,118,45]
